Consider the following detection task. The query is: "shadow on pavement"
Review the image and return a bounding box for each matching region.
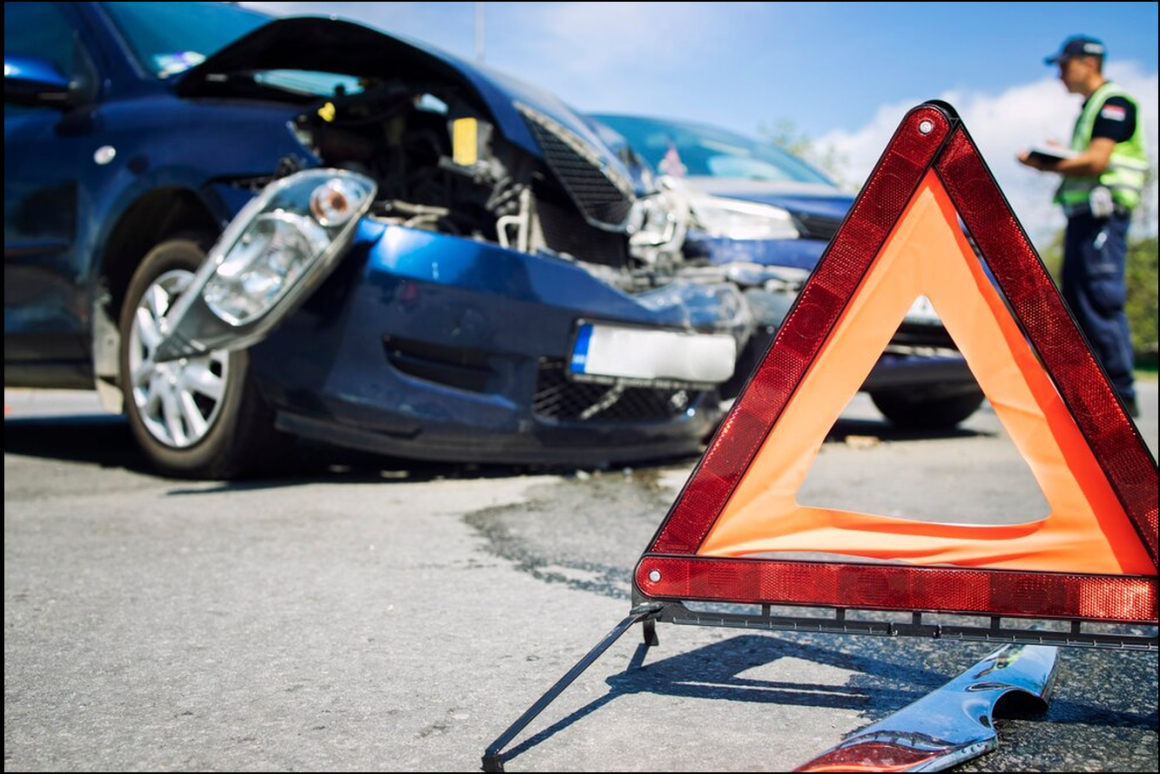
[4,410,989,489]
[3,413,695,488]
[500,633,946,766]
[2,414,152,474]
[824,415,990,443]
[498,632,1155,768]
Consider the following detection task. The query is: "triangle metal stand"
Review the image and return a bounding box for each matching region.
[482,602,662,772]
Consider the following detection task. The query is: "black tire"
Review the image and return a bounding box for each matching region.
[118,234,283,478]
[870,388,986,429]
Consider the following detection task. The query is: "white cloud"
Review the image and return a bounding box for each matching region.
[529,2,725,77]
[512,1,741,111]
[818,63,1159,246]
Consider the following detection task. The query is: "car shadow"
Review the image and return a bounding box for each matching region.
[825,415,991,443]
[4,411,990,489]
[3,414,155,474]
[3,413,698,489]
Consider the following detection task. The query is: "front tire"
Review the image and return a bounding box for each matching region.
[119,235,282,478]
[870,388,985,429]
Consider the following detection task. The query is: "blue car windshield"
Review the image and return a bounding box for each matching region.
[102,1,270,77]
[594,114,834,186]
[102,2,363,96]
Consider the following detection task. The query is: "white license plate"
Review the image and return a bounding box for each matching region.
[904,295,942,325]
[569,322,736,385]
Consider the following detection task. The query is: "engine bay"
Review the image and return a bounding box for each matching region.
[287,81,693,293]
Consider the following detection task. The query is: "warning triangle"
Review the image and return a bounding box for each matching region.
[635,102,1157,624]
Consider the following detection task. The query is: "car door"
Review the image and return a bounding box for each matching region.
[4,1,99,384]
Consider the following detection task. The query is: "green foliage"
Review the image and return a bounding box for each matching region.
[758,117,850,185]
[1126,235,1158,355]
[761,117,814,159]
[1038,229,1064,283]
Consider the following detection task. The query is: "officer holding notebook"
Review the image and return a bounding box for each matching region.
[1019,35,1148,418]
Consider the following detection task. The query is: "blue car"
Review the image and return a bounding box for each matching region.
[591,114,985,427]
[4,3,751,478]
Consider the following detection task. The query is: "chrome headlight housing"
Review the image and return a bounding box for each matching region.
[203,210,332,325]
[690,195,801,240]
[627,176,690,264]
[153,169,376,361]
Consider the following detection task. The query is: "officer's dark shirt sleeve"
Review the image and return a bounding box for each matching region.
[1091,96,1137,142]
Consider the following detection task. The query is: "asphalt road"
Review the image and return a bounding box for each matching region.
[5,385,1158,772]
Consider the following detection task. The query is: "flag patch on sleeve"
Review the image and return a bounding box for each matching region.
[1100,104,1127,121]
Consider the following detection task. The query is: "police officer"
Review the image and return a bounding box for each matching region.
[1019,35,1148,418]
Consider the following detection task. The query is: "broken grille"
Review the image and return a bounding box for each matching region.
[533,359,698,422]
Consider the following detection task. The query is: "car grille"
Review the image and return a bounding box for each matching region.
[517,104,634,227]
[790,211,844,242]
[535,198,628,266]
[533,359,698,422]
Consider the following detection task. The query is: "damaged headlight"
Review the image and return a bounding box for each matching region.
[153,169,376,361]
[690,195,800,241]
[628,177,689,264]
[203,210,331,325]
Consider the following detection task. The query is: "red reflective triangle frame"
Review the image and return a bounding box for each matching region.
[635,102,1158,624]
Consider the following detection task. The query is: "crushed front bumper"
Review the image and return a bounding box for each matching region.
[247,220,752,465]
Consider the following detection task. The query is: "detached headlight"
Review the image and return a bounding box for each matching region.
[203,172,374,325]
[152,169,376,361]
[203,211,330,325]
[691,196,800,240]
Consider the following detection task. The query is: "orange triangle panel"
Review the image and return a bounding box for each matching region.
[635,102,1157,624]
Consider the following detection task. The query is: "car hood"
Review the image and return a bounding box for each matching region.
[688,177,854,221]
[175,16,629,180]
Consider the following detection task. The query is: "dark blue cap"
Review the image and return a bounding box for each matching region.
[1045,35,1106,64]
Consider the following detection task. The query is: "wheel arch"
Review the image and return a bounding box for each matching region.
[92,188,221,410]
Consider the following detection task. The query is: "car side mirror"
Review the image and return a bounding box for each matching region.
[4,53,74,108]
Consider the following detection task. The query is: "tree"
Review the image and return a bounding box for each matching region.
[1126,235,1159,357]
[759,118,850,185]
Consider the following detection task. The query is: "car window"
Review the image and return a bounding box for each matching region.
[252,69,364,98]
[101,1,270,77]
[4,1,75,75]
[594,114,835,186]
[706,154,798,180]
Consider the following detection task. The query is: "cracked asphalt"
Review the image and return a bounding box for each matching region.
[5,385,1158,771]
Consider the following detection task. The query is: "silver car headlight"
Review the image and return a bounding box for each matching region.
[691,195,800,240]
[203,172,375,325]
[628,177,690,264]
[203,210,331,325]
[152,169,376,361]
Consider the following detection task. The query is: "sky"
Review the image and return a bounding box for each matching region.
[245,1,1159,245]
